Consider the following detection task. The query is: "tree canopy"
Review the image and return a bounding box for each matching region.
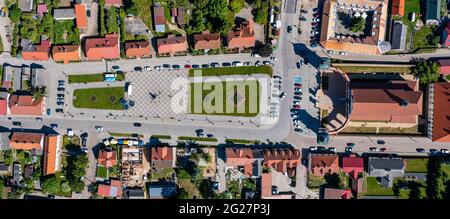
[350,17,365,32]
[411,60,440,85]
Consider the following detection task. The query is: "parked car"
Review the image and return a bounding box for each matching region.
[210,62,220,67]
[339,51,348,56]
[112,65,120,70]
[287,25,292,33]
[58,80,65,84]
[329,147,336,152]
[134,66,142,71]
[313,8,319,13]
[299,16,307,21]
[55,108,64,113]
[380,148,387,152]
[184,64,192,69]
[441,149,449,154]
[172,64,181,69]
[416,148,426,153]
[327,50,335,54]
[201,64,210,68]
[57,94,65,98]
[312,18,320,22]
[309,146,317,151]
[311,30,319,35]
[57,98,65,102]
[294,83,302,87]
[279,92,287,99]
[82,138,87,147]
[162,64,171,69]
[232,61,242,66]
[300,9,308,13]
[293,96,301,100]
[270,57,278,61]
[251,53,261,57]
[273,75,282,80]
[154,66,161,70]
[370,147,379,152]
[12,121,21,126]
[294,128,303,133]
[345,147,352,152]
[46,109,51,115]
[317,146,326,151]
[294,87,302,92]
[254,61,261,66]
[293,100,300,105]
[144,66,151,71]
[192,64,200,68]
[296,62,302,69]
[95,126,103,131]
[222,62,231,66]
[294,91,302,96]
[133,123,142,127]
[293,105,301,109]
[87,9,91,17]
[311,22,319,26]
[56,102,64,106]
[50,123,58,129]
[243,61,252,66]
[310,43,318,48]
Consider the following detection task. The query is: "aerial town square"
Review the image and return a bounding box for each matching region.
[0,0,449,201]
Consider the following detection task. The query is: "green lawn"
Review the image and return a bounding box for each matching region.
[445,75,450,81]
[225,139,261,144]
[334,65,412,74]
[134,0,153,31]
[68,72,124,83]
[125,34,148,41]
[178,136,218,142]
[189,81,261,117]
[307,175,325,188]
[378,125,421,134]
[108,132,144,138]
[405,158,428,173]
[97,166,108,178]
[412,26,436,51]
[152,168,175,181]
[151,135,172,140]
[73,87,125,110]
[188,66,273,77]
[402,0,421,50]
[341,126,377,134]
[364,177,395,196]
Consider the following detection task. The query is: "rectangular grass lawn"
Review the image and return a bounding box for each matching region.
[188,66,273,77]
[364,177,395,196]
[68,72,125,83]
[73,87,124,110]
[405,158,428,173]
[188,80,260,117]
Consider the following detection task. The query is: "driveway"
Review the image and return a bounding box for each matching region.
[85,2,98,37]
[0,0,11,53]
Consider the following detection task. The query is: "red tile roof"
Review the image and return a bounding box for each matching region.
[10,132,44,150]
[22,40,50,61]
[75,4,87,29]
[153,6,165,25]
[98,180,122,198]
[431,82,450,142]
[98,149,117,167]
[156,36,188,55]
[125,41,151,58]
[52,45,80,64]
[225,148,258,177]
[0,99,7,115]
[151,147,174,162]
[391,0,405,16]
[342,156,364,179]
[261,173,272,198]
[227,20,256,49]
[310,154,339,176]
[323,188,352,199]
[438,59,450,75]
[8,95,44,116]
[85,34,120,60]
[263,148,300,177]
[194,31,221,50]
[43,135,61,175]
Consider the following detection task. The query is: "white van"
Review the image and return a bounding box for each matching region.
[126,83,133,96]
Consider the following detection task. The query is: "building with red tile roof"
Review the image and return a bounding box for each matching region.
[391,0,405,16]
[43,135,62,176]
[227,19,256,50]
[349,80,423,124]
[84,34,120,60]
[8,94,44,116]
[0,99,7,115]
[125,41,151,58]
[98,180,122,198]
[193,31,221,50]
[427,82,450,142]
[443,22,450,47]
[52,45,80,64]
[225,147,263,177]
[98,149,117,167]
[438,59,450,75]
[262,148,300,177]
[150,146,176,171]
[156,35,188,55]
[9,132,44,151]
[153,4,166,32]
[176,7,185,26]
[261,172,272,198]
[342,154,364,179]
[105,0,122,6]
[21,39,50,61]
[323,188,352,199]
[75,4,88,30]
[309,154,339,176]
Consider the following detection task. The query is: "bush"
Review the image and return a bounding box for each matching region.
[229,0,244,13]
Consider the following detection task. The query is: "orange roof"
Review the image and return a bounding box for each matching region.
[125,41,151,58]
[156,36,188,55]
[43,135,61,175]
[261,173,272,198]
[0,99,7,115]
[9,94,44,116]
[227,20,256,49]
[432,82,450,142]
[263,149,300,176]
[225,147,258,166]
[75,4,87,29]
[98,180,122,198]
[392,0,405,16]
[10,132,44,150]
[311,154,339,168]
[22,40,50,61]
[194,31,221,50]
[52,45,80,64]
[151,146,174,161]
[98,149,117,167]
[85,34,120,60]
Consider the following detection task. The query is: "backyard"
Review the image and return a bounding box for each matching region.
[68,72,125,83]
[151,168,175,181]
[188,66,273,77]
[96,165,108,179]
[188,81,261,117]
[405,158,428,173]
[73,87,125,110]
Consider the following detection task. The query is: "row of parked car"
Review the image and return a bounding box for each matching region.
[52,80,65,114]
[291,76,304,133]
[302,8,321,48]
[269,75,285,118]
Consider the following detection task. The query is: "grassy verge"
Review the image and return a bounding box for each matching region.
[151,135,172,140]
[188,66,273,77]
[108,132,144,138]
[334,65,411,74]
[68,72,125,83]
[178,136,218,142]
[378,125,421,134]
[225,139,261,144]
[97,165,108,178]
[341,126,377,134]
[73,87,125,110]
[125,34,148,41]
[405,158,428,173]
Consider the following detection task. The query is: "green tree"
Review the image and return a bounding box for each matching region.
[409,182,422,199]
[66,154,88,192]
[41,174,63,195]
[426,158,443,199]
[207,0,228,19]
[31,86,48,100]
[229,0,244,13]
[410,60,440,85]
[444,180,450,200]
[188,9,205,33]
[8,4,21,23]
[107,7,119,34]
[194,0,210,9]
[0,178,4,199]
[176,188,191,199]
[255,3,268,25]
[324,173,341,189]
[119,8,126,43]
[99,0,106,36]
[350,17,365,32]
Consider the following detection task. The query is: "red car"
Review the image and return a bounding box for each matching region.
[293,105,301,109]
[294,83,302,87]
[184,64,192,69]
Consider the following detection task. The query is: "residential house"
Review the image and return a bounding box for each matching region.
[1,65,24,90]
[176,7,185,26]
[349,80,423,124]
[193,31,221,51]
[30,67,47,88]
[342,154,364,179]
[323,188,352,199]
[8,94,44,116]
[368,157,405,187]
[125,41,151,58]
[438,59,450,75]
[391,0,405,16]
[156,35,188,55]
[153,4,166,33]
[150,146,175,172]
[390,21,407,51]
[262,148,300,177]
[427,82,450,142]
[97,180,122,198]
[24,165,34,179]
[59,0,72,7]
[21,39,50,61]
[84,34,120,60]
[442,22,450,47]
[147,183,177,199]
[98,149,117,168]
[0,132,11,150]
[53,8,76,20]
[0,99,7,116]
[123,188,145,199]
[227,19,256,50]
[9,132,44,151]
[43,135,62,176]
[105,0,123,7]
[52,45,80,64]
[425,0,441,25]
[37,4,48,17]
[260,172,295,199]
[225,147,263,178]
[75,4,88,30]
[18,0,33,12]
[309,154,339,177]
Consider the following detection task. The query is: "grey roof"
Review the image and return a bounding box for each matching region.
[148,183,177,199]
[53,8,76,20]
[31,68,47,88]
[368,157,404,171]
[13,67,23,91]
[2,65,16,82]
[20,39,35,52]
[425,0,441,21]
[390,21,407,50]
[124,189,145,199]
[0,132,11,150]
[18,0,34,12]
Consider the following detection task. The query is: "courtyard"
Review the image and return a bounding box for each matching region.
[73,87,125,110]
